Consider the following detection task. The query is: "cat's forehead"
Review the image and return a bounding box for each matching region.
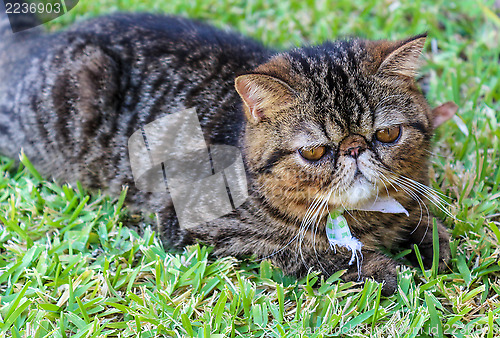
[285,40,367,83]
[285,42,374,136]
[284,42,414,135]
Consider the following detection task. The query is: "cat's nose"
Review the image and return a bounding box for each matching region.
[346,146,364,158]
[339,134,367,159]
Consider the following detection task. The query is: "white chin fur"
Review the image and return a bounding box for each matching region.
[327,154,381,209]
[328,176,377,208]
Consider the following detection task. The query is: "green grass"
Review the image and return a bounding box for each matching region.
[1,0,499,336]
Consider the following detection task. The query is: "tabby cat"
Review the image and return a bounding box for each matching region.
[0,4,456,294]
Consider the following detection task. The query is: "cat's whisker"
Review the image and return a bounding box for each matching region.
[297,192,330,269]
[375,169,428,239]
[300,195,324,241]
[336,186,365,230]
[311,196,331,273]
[393,175,454,219]
[385,172,450,202]
[378,168,455,220]
[398,175,450,202]
[378,171,421,223]
[377,172,391,197]
[398,183,425,232]
[389,177,429,239]
[306,193,333,263]
[374,180,380,202]
[380,171,451,206]
[302,193,324,223]
[377,170,400,194]
[258,192,324,262]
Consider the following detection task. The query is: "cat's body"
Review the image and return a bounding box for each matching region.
[0,5,452,294]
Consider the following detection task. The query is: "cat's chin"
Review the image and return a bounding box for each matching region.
[328,175,378,209]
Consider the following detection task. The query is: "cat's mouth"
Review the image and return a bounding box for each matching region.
[327,159,383,209]
[328,175,378,209]
[353,168,363,179]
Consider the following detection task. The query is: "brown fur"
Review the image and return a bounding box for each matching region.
[228,34,451,295]
[0,10,452,295]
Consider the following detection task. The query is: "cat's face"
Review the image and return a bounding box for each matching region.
[236,35,438,221]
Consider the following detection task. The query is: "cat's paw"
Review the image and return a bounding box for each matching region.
[437,235,452,272]
[364,259,398,296]
[419,228,452,272]
[344,252,398,296]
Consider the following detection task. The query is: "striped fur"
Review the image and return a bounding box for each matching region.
[0,10,450,295]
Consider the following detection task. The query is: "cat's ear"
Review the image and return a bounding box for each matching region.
[375,34,427,79]
[235,74,296,124]
[432,101,458,128]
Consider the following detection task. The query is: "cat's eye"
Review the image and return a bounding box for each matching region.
[375,126,401,143]
[299,146,327,161]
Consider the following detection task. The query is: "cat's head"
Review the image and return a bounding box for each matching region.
[235,35,455,221]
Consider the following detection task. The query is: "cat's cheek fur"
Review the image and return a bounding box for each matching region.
[374,132,426,174]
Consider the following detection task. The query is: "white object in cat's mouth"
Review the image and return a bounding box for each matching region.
[328,187,408,216]
[325,196,408,279]
[354,195,409,215]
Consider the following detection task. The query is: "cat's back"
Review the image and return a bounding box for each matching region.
[2,12,269,83]
[0,11,270,187]
[69,13,267,57]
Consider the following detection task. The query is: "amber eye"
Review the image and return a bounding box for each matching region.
[375,126,401,143]
[299,146,327,161]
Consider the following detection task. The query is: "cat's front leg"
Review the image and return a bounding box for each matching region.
[201,226,400,295]
[271,247,399,296]
[342,250,399,295]
[176,216,400,295]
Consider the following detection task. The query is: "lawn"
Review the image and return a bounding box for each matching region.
[0,0,499,336]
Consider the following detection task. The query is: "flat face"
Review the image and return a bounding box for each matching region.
[243,38,432,220]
